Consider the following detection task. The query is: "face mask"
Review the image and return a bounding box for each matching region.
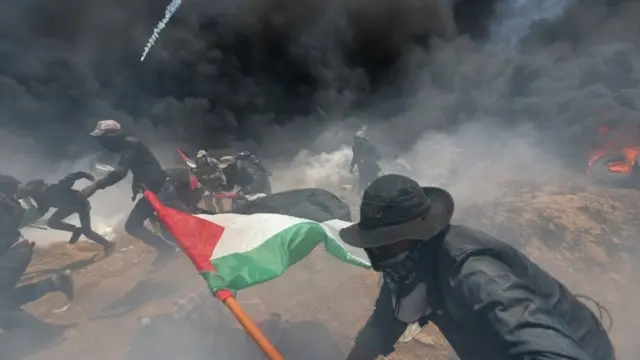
[375,249,413,270]
[366,242,421,273]
[98,135,126,152]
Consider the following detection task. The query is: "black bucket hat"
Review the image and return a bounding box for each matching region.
[340,174,454,248]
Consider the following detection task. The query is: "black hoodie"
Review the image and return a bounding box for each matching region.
[96,134,167,193]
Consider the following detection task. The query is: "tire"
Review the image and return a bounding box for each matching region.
[587,153,637,187]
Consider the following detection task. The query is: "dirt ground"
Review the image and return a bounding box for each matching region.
[3,183,640,360]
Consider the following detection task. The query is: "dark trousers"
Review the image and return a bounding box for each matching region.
[124,182,187,252]
[46,201,110,247]
[0,240,58,310]
[358,164,380,193]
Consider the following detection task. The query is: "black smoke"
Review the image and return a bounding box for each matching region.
[0,0,493,154]
[0,0,638,161]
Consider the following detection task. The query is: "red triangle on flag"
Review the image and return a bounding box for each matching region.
[144,190,224,272]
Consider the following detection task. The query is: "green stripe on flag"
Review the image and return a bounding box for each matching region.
[202,221,370,293]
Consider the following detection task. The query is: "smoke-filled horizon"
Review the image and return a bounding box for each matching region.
[0,0,636,157]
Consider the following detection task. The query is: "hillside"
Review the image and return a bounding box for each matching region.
[2,183,640,360]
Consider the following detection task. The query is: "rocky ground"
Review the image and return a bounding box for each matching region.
[2,181,640,360]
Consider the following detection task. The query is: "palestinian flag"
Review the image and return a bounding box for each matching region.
[144,190,370,296]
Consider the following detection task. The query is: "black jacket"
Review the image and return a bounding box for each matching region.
[355,225,615,360]
[223,161,270,195]
[30,172,92,215]
[351,140,381,175]
[96,136,167,193]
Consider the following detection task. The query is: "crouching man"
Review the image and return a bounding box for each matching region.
[22,171,114,254]
[341,174,615,360]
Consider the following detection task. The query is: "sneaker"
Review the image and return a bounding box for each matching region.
[68,229,83,244]
[52,270,74,301]
[398,322,424,343]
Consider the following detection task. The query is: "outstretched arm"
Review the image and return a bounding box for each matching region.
[346,281,408,360]
[451,255,596,360]
[56,171,95,189]
[95,152,131,190]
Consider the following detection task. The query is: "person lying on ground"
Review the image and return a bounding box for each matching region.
[20,171,114,254]
[341,174,615,360]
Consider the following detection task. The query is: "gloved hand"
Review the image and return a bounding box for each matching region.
[83,173,96,182]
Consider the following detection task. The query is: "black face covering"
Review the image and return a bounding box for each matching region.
[98,134,128,153]
[365,242,422,276]
[369,242,434,321]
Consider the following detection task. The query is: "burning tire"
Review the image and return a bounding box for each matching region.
[587,153,638,187]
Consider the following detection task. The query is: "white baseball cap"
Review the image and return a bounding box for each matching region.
[90,119,122,136]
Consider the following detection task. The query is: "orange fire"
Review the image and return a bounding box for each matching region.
[588,125,640,177]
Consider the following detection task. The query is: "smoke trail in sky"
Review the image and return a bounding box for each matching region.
[490,0,573,51]
[140,0,183,62]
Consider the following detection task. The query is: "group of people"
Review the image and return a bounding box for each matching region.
[0,119,273,329]
[191,148,272,210]
[1,120,617,360]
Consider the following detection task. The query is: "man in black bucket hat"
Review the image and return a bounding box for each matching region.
[342,174,614,360]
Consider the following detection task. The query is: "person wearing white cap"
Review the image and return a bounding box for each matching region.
[217,153,271,196]
[192,150,226,211]
[84,120,183,266]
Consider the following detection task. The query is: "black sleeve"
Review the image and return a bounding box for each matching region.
[450,255,594,360]
[56,171,89,188]
[96,151,131,190]
[352,281,408,356]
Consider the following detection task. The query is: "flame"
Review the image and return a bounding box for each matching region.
[587,125,640,179]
